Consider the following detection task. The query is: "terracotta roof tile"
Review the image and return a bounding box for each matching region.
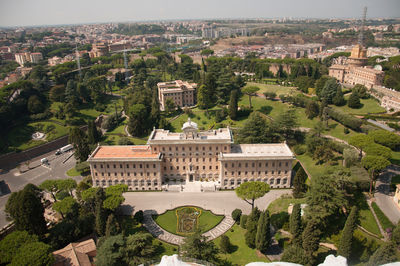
[92,145,158,159]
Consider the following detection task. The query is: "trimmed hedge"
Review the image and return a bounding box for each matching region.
[325,107,363,131]
[371,202,394,230]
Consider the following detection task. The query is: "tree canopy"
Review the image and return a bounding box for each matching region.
[235,181,270,209]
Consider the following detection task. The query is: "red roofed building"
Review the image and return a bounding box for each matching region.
[52,239,96,266]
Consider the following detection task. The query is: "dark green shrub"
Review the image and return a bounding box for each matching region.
[231,209,242,224]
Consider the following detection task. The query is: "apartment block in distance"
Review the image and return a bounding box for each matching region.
[158,80,197,111]
[88,119,295,191]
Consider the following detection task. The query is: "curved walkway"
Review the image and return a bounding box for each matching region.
[142,210,235,245]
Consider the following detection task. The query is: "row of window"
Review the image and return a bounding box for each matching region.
[95,172,159,177]
[164,165,218,171]
[94,163,158,169]
[223,178,288,186]
[164,152,219,157]
[96,179,159,186]
[155,145,227,152]
[224,161,289,168]
[224,170,288,176]
[168,157,218,163]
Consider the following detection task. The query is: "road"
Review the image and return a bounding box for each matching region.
[375,165,400,224]
[0,150,83,228]
[121,189,291,216]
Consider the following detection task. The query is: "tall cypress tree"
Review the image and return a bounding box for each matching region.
[105,213,120,237]
[245,207,261,248]
[302,219,321,263]
[95,188,106,237]
[289,204,302,245]
[229,90,238,120]
[338,206,358,258]
[292,168,307,198]
[367,242,397,266]
[348,92,361,108]
[255,210,271,253]
[333,87,345,106]
[87,119,101,144]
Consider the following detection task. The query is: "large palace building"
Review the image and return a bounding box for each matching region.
[88,119,295,191]
[329,44,384,88]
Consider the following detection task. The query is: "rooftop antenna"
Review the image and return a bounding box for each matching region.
[75,44,82,78]
[358,6,367,47]
[123,45,129,84]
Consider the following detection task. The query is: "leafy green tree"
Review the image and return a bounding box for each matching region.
[289,204,302,245]
[200,49,214,57]
[273,108,298,138]
[181,229,219,264]
[52,196,78,219]
[294,76,315,93]
[58,178,77,196]
[49,85,65,102]
[39,180,59,202]
[281,244,308,265]
[69,127,90,162]
[302,219,321,263]
[95,234,125,266]
[293,167,308,198]
[10,241,54,266]
[338,206,358,258]
[27,95,45,114]
[306,175,346,227]
[315,76,330,97]
[361,155,391,195]
[0,231,38,264]
[231,209,242,224]
[5,184,47,237]
[236,112,278,144]
[352,84,368,99]
[343,148,359,168]
[245,207,261,248]
[332,87,345,106]
[349,134,373,159]
[364,143,392,159]
[240,215,248,229]
[348,92,361,108]
[95,189,106,236]
[320,78,340,103]
[124,232,155,264]
[366,242,397,266]
[235,181,270,210]
[242,86,259,108]
[164,98,176,115]
[229,89,238,120]
[103,195,125,211]
[305,100,319,119]
[255,210,271,253]
[219,235,231,253]
[368,130,400,150]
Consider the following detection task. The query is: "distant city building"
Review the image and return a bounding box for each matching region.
[381,96,400,112]
[88,119,295,191]
[329,44,384,88]
[14,52,43,66]
[157,80,197,111]
[89,42,108,58]
[48,56,62,66]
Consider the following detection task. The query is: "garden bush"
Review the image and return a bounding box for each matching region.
[231,209,242,224]
[240,215,248,229]
[270,212,289,230]
[325,107,363,131]
[134,210,144,223]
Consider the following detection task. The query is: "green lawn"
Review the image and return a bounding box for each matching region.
[371,202,395,231]
[7,121,69,152]
[267,195,307,214]
[334,95,386,115]
[214,225,270,264]
[66,167,81,177]
[245,82,296,96]
[153,207,224,236]
[354,192,382,238]
[170,112,216,132]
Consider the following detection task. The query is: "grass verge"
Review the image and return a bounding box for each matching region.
[371,202,395,231]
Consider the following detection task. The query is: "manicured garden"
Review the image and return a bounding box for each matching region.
[245,82,296,96]
[334,95,386,115]
[153,206,224,236]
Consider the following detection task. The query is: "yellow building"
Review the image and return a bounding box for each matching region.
[88,119,295,191]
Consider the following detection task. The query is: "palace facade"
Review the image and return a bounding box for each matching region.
[88,119,295,191]
[329,44,384,88]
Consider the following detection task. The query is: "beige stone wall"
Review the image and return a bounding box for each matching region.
[220,159,292,189]
[90,161,162,191]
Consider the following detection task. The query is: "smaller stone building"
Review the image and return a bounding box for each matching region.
[53,239,96,266]
[158,80,197,111]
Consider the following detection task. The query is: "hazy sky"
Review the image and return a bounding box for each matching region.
[0,0,399,27]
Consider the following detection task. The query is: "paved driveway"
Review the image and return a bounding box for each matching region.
[121,189,291,216]
[375,166,400,224]
[0,150,82,228]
